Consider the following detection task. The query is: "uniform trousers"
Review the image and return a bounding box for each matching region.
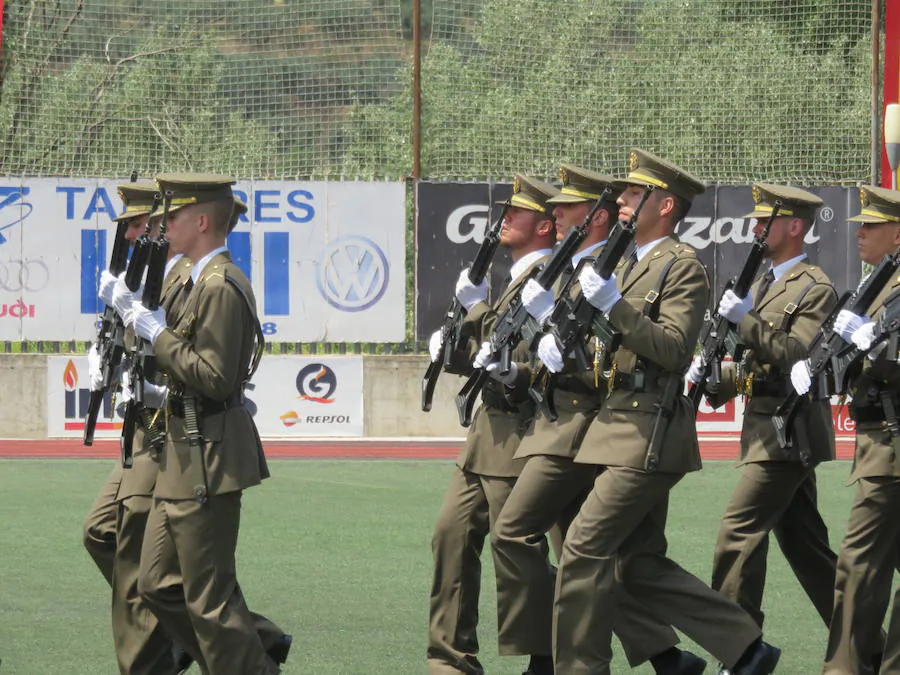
[492,454,681,667]
[427,465,549,674]
[823,477,900,675]
[83,463,123,585]
[138,492,280,675]
[554,466,762,674]
[712,460,837,628]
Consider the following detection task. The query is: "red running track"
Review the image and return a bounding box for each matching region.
[0,439,857,461]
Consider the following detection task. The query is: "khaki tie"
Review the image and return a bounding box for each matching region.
[622,249,639,282]
[754,268,775,308]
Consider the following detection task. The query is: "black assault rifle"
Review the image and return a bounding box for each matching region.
[421,202,508,412]
[771,249,900,450]
[827,288,900,388]
[452,197,600,427]
[688,201,783,412]
[120,191,172,468]
[528,186,654,421]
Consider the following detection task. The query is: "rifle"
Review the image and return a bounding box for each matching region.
[772,250,900,449]
[688,200,783,412]
[421,202,507,412]
[120,190,172,468]
[528,186,654,421]
[452,190,610,427]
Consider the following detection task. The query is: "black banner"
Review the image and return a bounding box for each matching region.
[415,182,861,340]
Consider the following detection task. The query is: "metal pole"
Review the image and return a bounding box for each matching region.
[873,0,883,184]
[411,0,422,348]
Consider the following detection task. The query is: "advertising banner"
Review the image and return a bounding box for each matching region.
[0,179,406,341]
[47,355,364,439]
[416,182,861,339]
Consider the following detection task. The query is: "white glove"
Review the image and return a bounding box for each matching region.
[486,361,518,386]
[686,356,705,384]
[790,360,812,396]
[120,369,134,403]
[521,278,555,324]
[428,330,443,362]
[88,344,104,392]
[579,267,622,313]
[537,333,564,373]
[98,270,117,306]
[718,289,752,324]
[142,381,168,409]
[851,321,876,351]
[473,341,493,369]
[455,268,488,312]
[833,310,869,344]
[112,274,142,319]
[131,301,167,344]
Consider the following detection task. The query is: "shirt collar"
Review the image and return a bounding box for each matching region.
[509,248,553,288]
[191,246,229,284]
[572,240,606,268]
[164,253,184,278]
[770,253,808,282]
[635,236,669,262]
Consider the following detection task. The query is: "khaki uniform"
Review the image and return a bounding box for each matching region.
[492,257,681,667]
[554,235,763,673]
[138,250,277,675]
[706,259,838,628]
[428,255,553,675]
[83,463,123,585]
[824,272,900,675]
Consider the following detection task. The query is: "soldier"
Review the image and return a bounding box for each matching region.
[687,184,838,634]
[498,165,705,675]
[426,175,558,675]
[552,149,780,675]
[130,174,283,674]
[794,186,900,675]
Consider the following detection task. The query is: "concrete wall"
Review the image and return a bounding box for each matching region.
[5,354,468,439]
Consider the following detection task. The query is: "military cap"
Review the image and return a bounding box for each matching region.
[619,148,705,202]
[151,172,236,216]
[500,174,561,215]
[112,181,158,222]
[848,185,900,224]
[546,164,622,205]
[227,196,248,234]
[744,183,823,221]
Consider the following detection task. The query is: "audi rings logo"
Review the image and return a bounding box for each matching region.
[0,259,50,292]
[296,363,337,404]
[0,187,33,244]
[316,236,389,312]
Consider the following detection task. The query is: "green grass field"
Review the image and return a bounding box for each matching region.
[0,458,870,674]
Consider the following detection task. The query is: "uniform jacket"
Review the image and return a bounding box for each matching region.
[576,236,708,473]
[117,256,193,501]
[455,254,549,478]
[154,251,269,500]
[516,252,609,460]
[849,271,900,482]
[707,259,837,465]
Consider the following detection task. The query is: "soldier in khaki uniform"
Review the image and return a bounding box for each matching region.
[499,165,705,675]
[426,175,559,675]
[688,184,839,631]
[130,174,283,675]
[553,149,780,675]
[799,186,900,675]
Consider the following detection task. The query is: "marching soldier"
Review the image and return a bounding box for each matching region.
[426,175,558,675]
[553,149,780,675]
[689,184,839,631]
[794,186,900,675]
[500,165,705,674]
[130,174,284,674]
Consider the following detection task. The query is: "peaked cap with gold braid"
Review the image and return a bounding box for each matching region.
[546,164,622,205]
[743,183,822,221]
[619,148,705,202]
[499,174,561,215]
[150,172,236,217]
[848,185,900,224]
[112,181,158,222]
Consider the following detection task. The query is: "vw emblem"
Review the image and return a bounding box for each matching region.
[316,236,389,312]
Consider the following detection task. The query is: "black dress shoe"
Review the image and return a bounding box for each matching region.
[523,653,553,675]
[173,644,194,674]
[267,633,293,665]
[653,648,707,675]
[674,650,707,675]
[729,640,781,675]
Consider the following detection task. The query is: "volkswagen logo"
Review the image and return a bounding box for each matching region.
[316,236,389,312]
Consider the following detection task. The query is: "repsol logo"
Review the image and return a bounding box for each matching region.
[676,217,821,249]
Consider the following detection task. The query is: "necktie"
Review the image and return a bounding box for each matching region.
[755,269,775,308]
[622,249,639,282]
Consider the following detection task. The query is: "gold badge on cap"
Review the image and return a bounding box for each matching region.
[559,166,568,185]
[628,151,639,172]
[513,176,521,194]
[859,188,869,207]
[751,185,762,204]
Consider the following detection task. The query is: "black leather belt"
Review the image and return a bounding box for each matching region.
[850,405,886,424]
[553,375,598,397]
[747,377,789,398]
[612,370,679,394]
[169,392,244,418]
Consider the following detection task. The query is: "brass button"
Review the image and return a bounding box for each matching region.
[572,399,579,405]
[631,401,639,408]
